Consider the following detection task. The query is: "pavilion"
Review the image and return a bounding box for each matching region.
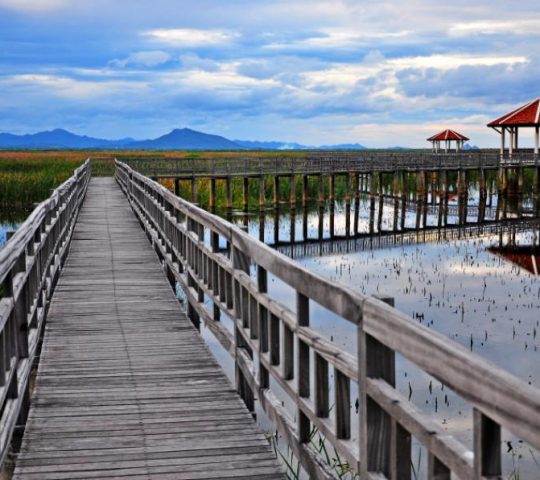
[427,129,469,153]
[487,98,540,156]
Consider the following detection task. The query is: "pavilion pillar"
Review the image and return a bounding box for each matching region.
[535,126,539,156]
[500,127,506,156]
[509,128,514,156]
[515,127,519,150]
[445,140,448,153]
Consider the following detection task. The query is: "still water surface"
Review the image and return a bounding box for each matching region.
[200,186,540,478]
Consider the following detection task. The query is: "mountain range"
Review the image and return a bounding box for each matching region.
[0,128,369,150]
[0,127,479,150]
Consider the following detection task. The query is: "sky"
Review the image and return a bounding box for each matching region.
[0,0,539,147]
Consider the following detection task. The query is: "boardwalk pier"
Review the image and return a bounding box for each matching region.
[1,156,540,479]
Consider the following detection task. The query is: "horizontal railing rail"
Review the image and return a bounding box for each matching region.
[120,150,539,178]
[116,159,540,480]
[0,159,91,467]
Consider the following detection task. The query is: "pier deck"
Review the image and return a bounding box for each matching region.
[12,178,284,480]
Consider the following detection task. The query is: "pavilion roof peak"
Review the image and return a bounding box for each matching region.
[427,129,469,142]
[487,98,540,127]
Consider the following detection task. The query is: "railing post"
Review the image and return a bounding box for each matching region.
[359,296,410,480]
[232,242,255,414]
[473,409,501,479]
[297,292,310,442]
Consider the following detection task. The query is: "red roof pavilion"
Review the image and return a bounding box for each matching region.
[487,98,540,155]
[488,98,540,127]
[427,129,469,153]
[489,246,540,276]
[427,129,469,142]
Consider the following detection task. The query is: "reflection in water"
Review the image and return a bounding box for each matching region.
[0,206,30,248]
[219,184,540,478]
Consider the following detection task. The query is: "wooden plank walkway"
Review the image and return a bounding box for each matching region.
[12,178,284,480]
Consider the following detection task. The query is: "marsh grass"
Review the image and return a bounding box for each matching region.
[0,156,84,205]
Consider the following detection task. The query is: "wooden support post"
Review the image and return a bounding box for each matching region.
[318,206,324,241]
[330,174,335,202]
[209,178,216,211]
[290,210,296,244]
[273,208,280,245]
[345,173,351,206]
[258,213,265,243]
[318,174,324,207]
[258,265,269,391]
[226,176,233,210]
[354,172,360,201]
[297,293,311,442]
[498,167,507,194]
[259,175,265,209]
[210,231,220,322]
[174,178,180,197]
[191,177,198,204]
[232,245,255,414]
[431,171,437,205]
[243,177,249,211]
[302,175,309,208]
[273,176,280,208]
[359,296,409,479]
[479,168,485,192]
[302,207,308,241]
[517,167,524,195]
[290,175,296,209]
[329,201,335,238]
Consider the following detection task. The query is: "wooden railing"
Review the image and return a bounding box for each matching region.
[116,159,540,480]
[0,160,90,465]
[122,150,539,178]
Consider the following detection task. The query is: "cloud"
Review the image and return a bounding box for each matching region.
[389,54,528,70]
[1,73,146,99]
[110,51,172,68]
[264,28,413,50]
[142,28,238,47]
[0,0,66,12]
[449,19,540,36]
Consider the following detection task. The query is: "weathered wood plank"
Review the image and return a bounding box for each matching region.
[12,178,284,480]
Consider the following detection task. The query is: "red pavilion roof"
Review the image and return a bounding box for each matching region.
[427,129,469,142]
[487,98,540,127]
[489,247,540,276]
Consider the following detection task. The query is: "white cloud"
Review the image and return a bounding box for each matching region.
[301,54,528,92]
[2,74,146,99]
[265,28,413,50]
[110,51,171,68]
[389,54,529,70]
[142,28,238,47]
[0,0,66,12]
[449,19,540,36]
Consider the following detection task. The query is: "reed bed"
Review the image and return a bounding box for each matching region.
[0,155,86,205]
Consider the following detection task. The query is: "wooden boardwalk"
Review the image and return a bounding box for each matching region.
[12,178,284,480]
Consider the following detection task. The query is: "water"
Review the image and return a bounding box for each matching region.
[0,205,31,248]
[212,186,540,478]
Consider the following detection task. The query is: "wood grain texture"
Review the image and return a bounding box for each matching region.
[12,178,284,480]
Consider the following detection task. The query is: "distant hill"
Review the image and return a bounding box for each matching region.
[0,129,133,149]
[129,128,241,150]
[0,127,370,150]
[234,140,368,150]
[234,140,308,150]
